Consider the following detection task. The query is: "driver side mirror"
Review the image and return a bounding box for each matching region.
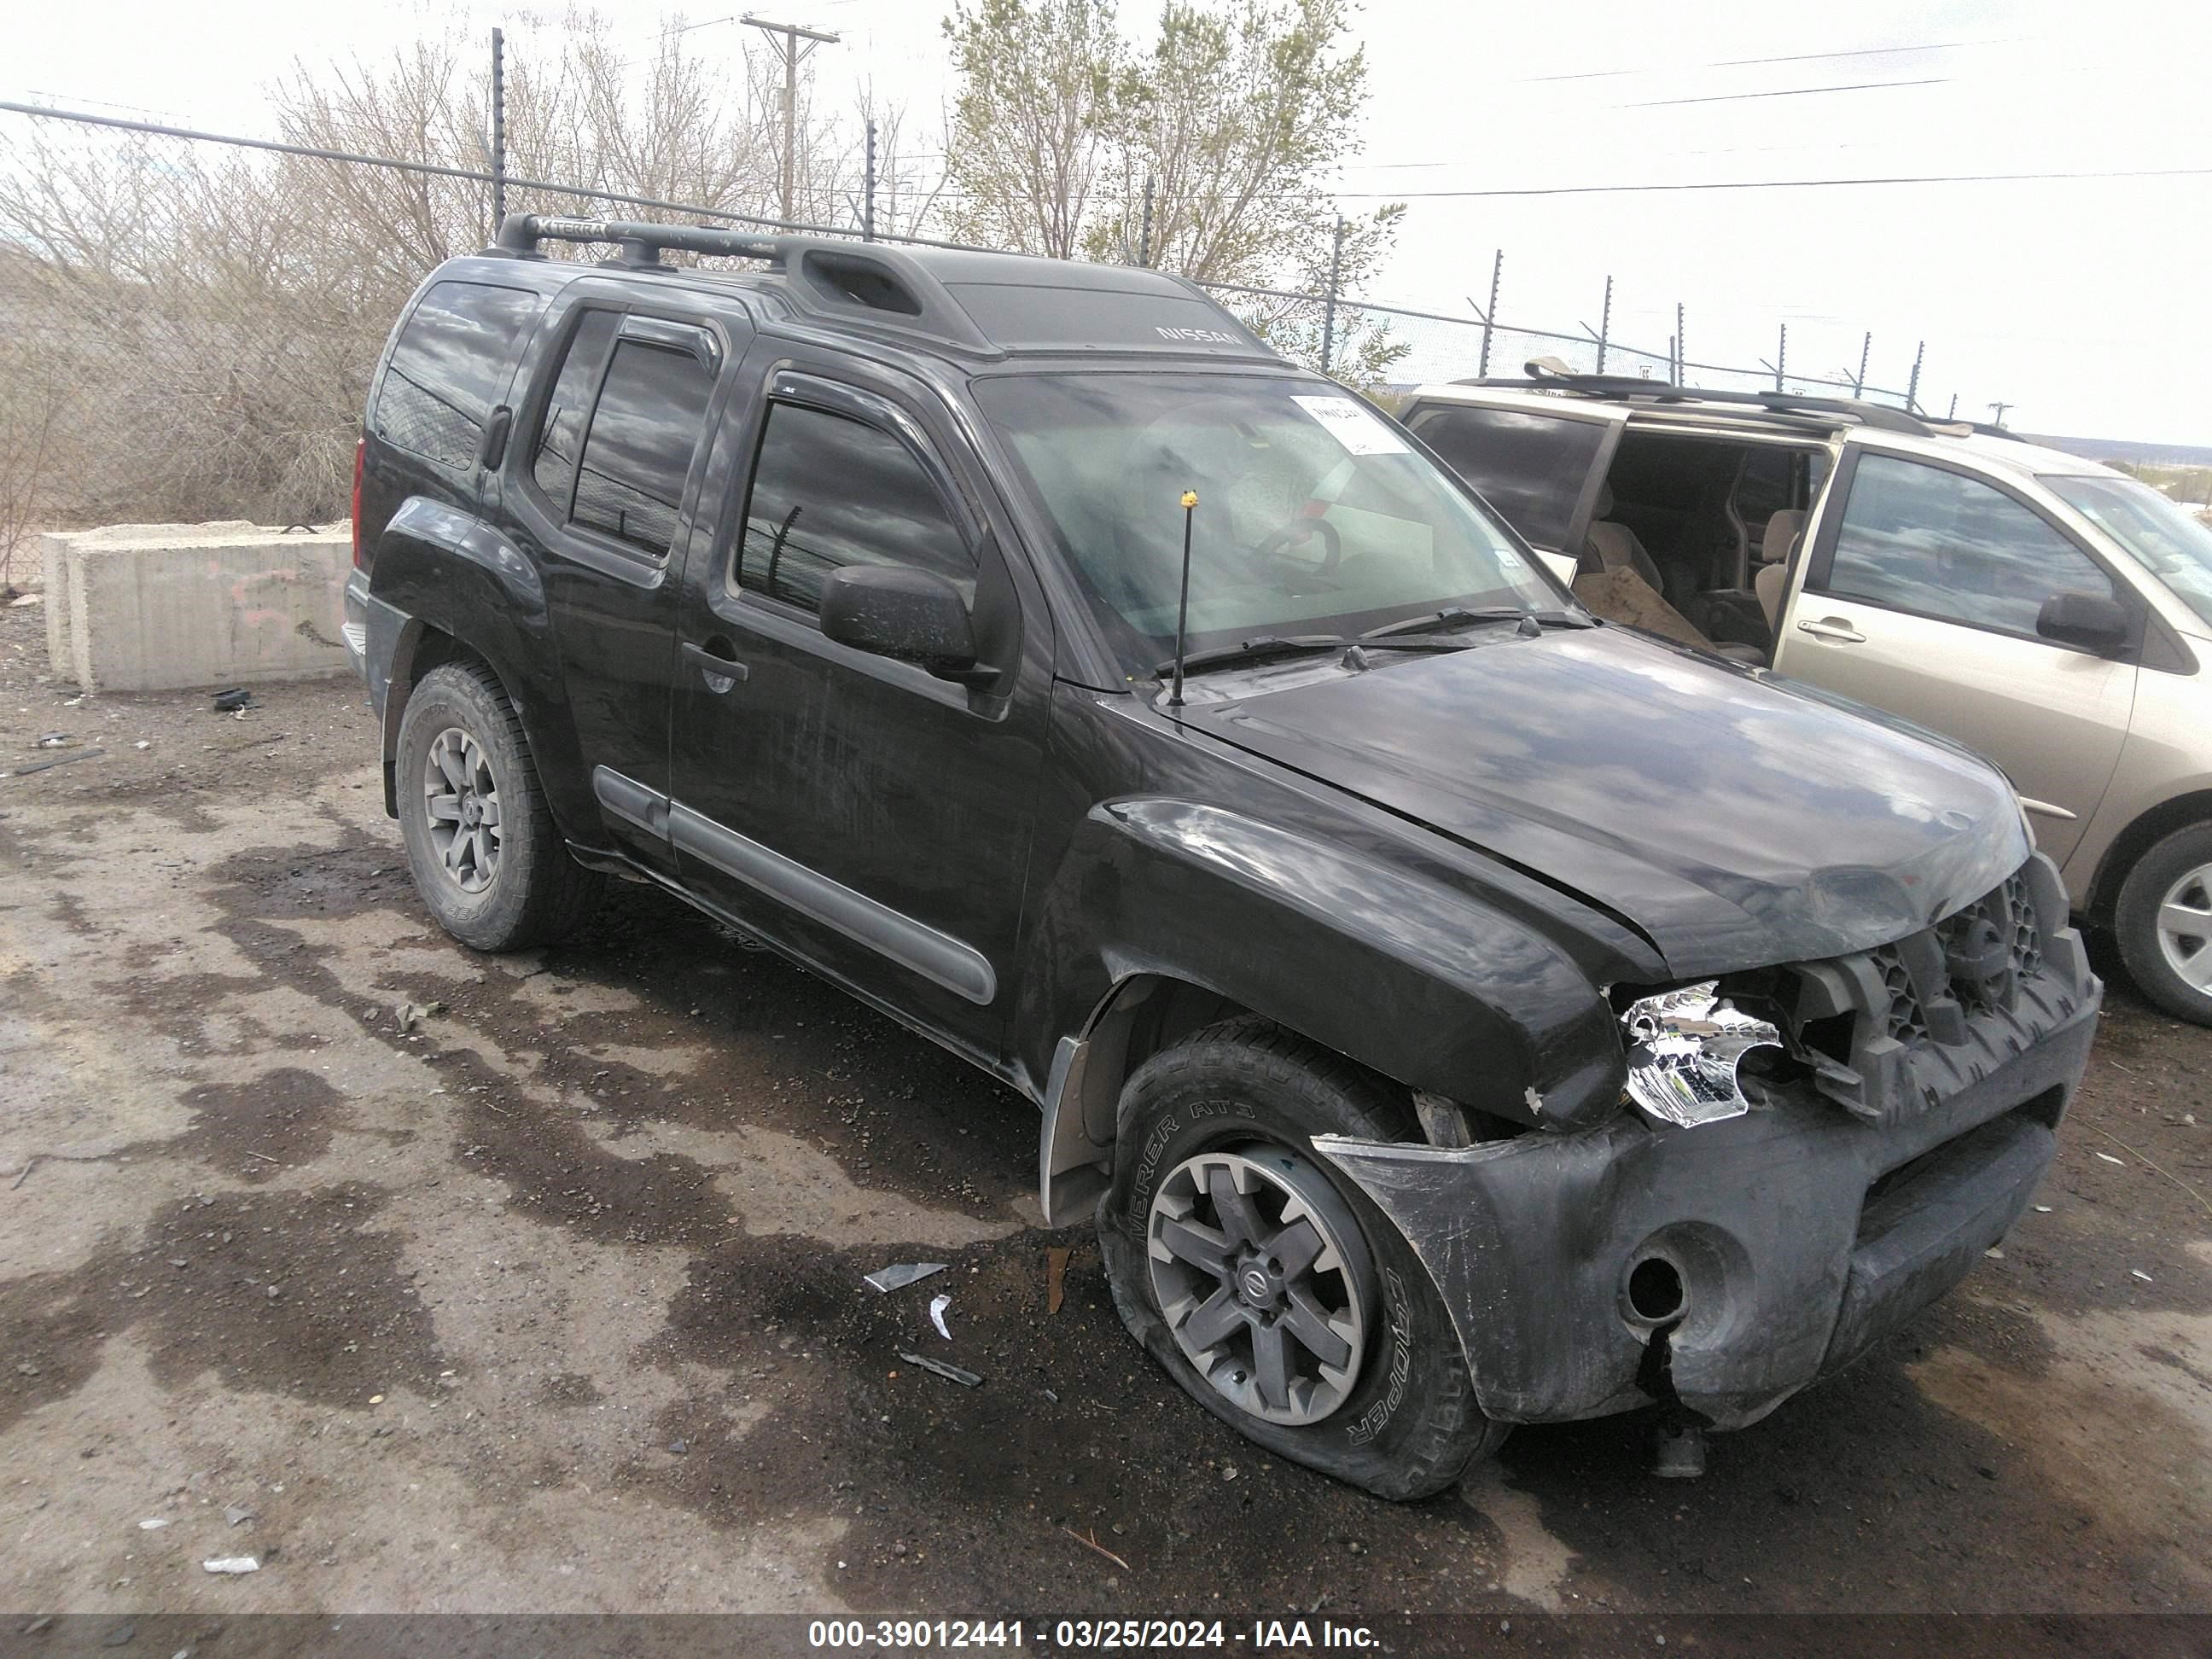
[2035,590,2130,653]
[819,564,991,683]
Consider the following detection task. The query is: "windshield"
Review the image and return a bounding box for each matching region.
[2045,473,2212,629]
[974,372,1566,672]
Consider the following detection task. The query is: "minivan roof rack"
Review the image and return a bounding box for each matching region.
[1451,364,1936,437]
[487,212,997,353]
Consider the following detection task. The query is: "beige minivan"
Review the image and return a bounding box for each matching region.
[1397,375,2212,1024]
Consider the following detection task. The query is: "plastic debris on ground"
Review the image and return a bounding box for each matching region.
[395,1002,445,1033]
[898,1350,981,1388]
[2094,1151,2127,1166]
[928,1294,952,1340]
[864,1261,948,1294]
[212,689,253,712]
[137,1517,169,1530]
[36,733,68,748]
[225,1505,254,1528]
[2132,1269,2153,1282]
[202,1557,260,1574]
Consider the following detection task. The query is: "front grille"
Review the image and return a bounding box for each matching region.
[1764,855,2091,1125]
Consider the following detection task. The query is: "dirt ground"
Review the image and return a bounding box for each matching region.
[2,595,2209,1636]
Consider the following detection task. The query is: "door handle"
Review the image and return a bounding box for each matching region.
[1796,617,1866,644]
[684,638,749,690]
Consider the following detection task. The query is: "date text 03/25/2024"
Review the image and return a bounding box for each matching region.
[806,1618,1382,1650]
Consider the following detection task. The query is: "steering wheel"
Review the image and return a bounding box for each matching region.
[1249,514,1343,577]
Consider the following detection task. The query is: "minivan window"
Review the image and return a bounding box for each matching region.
[1404,404,1610,551]
[736,403,974,613]
[373,280,544,471]
[1819,453,2114,638]
[572,339,716,557]
[528,311,620,511]
[2045,473,2212,630]
[977,373,1558,669]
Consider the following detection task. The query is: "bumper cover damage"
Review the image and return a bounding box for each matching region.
[1314,852,2100,1430]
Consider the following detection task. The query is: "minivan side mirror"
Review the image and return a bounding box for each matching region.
[2035,590,2131,653]
[819,564,987,681]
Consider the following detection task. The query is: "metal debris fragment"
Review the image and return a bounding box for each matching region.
[898,1350,981,1388]
[864,1262,948,1294]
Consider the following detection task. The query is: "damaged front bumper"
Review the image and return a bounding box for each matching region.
[1314,853,2100,1431]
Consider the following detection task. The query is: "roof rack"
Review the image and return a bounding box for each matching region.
[1452,362,1936,437]
[486,213,996,354]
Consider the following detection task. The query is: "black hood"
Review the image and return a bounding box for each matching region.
[1179,626,2029,977]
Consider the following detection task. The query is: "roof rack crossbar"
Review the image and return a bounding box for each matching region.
[494,212,782,265]
[1452,368,1934,435]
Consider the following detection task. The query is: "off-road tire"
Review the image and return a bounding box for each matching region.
[1097,1016,1509,1499]
[2114,821,2212,1026]
[395,661,602,952]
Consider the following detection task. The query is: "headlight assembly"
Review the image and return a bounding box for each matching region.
[1620,983,1782,1128]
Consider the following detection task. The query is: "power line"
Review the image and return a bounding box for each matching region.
[1324,165,2212,200]
[1517,37,1995,84]
[1618,77,1950,110]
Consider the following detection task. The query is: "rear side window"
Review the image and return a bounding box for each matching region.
[1406,405,1608,551]
[529,311,620,509]
[570,340,717,557]
[736,403,974,614]
[373,280,544,471]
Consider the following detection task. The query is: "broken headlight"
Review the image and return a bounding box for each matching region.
[1619,983,1782,1128]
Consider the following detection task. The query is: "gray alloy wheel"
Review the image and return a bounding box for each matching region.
[1145,1145,1375,1427]
[2154,860,2212,993]
[422,725,503,894]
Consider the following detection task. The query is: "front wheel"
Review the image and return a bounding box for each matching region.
[1097,1017,1507,1499]
[2115,822,2212,1025]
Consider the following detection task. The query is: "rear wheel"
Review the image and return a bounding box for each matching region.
[2116,822,2212,1025]
[1097,1017,1508,1499]
[395,661,602,952]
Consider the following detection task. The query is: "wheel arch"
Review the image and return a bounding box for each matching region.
[2085,787,2212,923]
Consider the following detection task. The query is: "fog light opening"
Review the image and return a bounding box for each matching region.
[1628,1256,1686,1323]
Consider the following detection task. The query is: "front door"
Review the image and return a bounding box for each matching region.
[1774,447,2138,864]
[666,357,1050,1063]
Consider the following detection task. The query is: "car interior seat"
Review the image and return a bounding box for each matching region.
[1754,509,1805,632]
[1584,485,1670,596]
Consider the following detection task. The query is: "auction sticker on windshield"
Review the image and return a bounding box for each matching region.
[1291,394,1410,456]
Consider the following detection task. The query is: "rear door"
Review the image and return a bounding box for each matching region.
[1401,393,1625,569]
[1773,445,2138,863]
[500,289,748,872]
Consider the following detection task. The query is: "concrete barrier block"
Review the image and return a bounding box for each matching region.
[46,521,352,693]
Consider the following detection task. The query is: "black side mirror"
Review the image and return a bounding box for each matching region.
[2035,590,2130,653]
[819,565,987,682]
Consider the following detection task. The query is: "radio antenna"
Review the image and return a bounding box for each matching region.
[1168,491,1199,708]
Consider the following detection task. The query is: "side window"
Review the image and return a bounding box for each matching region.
[1819,454,2116,637]
[373,280,544,471]
[735,403,975,614]
[1404,405,1610,551]
[571,339,717,557]
[528,311,620,510]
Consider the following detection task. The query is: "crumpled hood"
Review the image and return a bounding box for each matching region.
[1181,626,2029,976]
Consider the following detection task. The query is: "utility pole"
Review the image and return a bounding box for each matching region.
[1988,399,2013,428]
[862,118,876,241]
[1138,174,1155,266]
[1477,249,1502,378]
[1854,331,1871,399]
[1906,340,1925,414]
[743,15,841,225]
[1775,322,1787,391]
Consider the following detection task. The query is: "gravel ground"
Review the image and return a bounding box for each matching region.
[1,597,2207,1634]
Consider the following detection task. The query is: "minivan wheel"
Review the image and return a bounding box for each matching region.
[2116,822,2212,1026]
[1097,1016,1508,1500]
[395,661,602,952]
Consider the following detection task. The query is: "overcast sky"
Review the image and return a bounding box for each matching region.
[10,0,2210,445]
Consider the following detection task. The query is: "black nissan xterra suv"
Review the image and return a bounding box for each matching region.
[346,214,2101,1499]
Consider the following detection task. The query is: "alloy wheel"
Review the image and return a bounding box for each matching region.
[2155,861,2212,991]
[422,725,503,894]
[1145,1146,1375,1426]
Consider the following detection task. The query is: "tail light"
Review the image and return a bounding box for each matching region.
[351,437,366,568]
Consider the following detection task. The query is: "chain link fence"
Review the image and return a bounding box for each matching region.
[0,93,1969,566]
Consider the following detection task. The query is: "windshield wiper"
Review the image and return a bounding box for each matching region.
[1363,605,1592,641]
[1155,634,1348,678]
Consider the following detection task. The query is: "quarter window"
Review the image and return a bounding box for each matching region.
[735,403,974,614]
[1819,454,2115,637]
[571,338,717,557]
[373,280,544,471]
